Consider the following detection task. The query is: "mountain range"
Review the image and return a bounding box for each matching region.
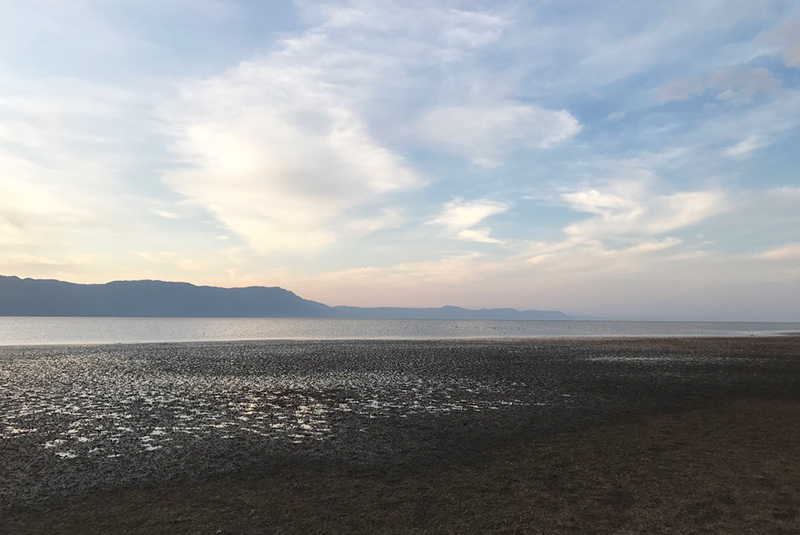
[0,275,568,320]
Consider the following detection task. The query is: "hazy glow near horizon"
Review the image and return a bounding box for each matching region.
[1,0,799,321]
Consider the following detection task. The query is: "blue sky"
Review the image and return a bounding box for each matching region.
[1,0,799,320]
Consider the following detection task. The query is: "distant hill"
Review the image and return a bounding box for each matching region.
[332,305,568,321]
[0,276,568,320]
[0,276,331,318]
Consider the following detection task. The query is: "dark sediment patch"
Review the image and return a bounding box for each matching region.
[1,337,799,533]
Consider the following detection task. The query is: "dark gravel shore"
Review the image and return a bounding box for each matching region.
[2,337,799,534]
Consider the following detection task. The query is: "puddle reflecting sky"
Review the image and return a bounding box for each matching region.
[1,348,537,460]
[4,338,793,511]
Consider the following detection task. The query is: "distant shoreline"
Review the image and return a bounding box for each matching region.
[0,275,567,320]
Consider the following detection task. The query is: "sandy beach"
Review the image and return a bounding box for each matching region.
[2,337,799,534]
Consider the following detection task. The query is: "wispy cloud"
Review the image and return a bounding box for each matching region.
[0,154,101,247]
[723,135,765,158]
[561,177,726,240]
[417,103,581,167]
[429,198,508,243]
[756,243,800,260]
[657,66,782,104]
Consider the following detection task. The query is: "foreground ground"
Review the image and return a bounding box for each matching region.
[2,337,799,534]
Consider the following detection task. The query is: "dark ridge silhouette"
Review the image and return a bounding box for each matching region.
[0,275,568,320]
[0,276,331,318]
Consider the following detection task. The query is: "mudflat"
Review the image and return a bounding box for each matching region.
[2,337,799,534]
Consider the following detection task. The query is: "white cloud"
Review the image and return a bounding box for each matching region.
[0,69,169,264]
[757,243,800,260]
[522,235,686,277]
[301,1,509,61]
[347,209,404,236]
[0,76,146,178]
[154,210,181,219]
[0,153,100,247]
[723,135,765,157]
[644,191,725,234]
[517,174,726,274]
[527,253,554,265]
[456,229,502,244]
[377,252,493,284]
[418,103,581,167]
[441,9,508,51]
[654,87,800,167]
[624,237,682,253]
[429,198,508,243]
[561,178,726,240]
[535,0,778,94]
[163,59,420,252]
[430,198,508,229]
[317,251,499,286]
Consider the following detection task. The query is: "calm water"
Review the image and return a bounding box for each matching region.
[0,317,798,345]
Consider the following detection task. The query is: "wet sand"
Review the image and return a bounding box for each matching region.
[2,337,799,534]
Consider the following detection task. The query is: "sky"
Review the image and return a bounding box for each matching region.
[1,0,799,321]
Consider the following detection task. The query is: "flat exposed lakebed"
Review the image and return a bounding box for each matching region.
[2,338,799,533]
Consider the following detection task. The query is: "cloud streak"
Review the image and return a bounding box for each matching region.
[757,243,800,260]
[418,104,581,167]
[429,198,509,243]
[561,178,726,240]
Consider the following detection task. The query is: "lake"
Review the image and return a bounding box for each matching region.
[0,317,798,345]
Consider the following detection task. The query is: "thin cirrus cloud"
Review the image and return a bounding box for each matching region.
[320,251,496,286]
[417,103,581,167]
[560,179,726,240]
[656,66,783,105]
[429,198,509,244]
[519,174,726,273]
[723,135,765,158]
[0,154,100,247]
[757,243,800,260]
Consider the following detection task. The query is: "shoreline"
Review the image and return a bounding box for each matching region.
[1,331,799,350]
[2,337,799,533]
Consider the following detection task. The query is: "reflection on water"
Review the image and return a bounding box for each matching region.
[1,317,798,346]
[1,351,533,459]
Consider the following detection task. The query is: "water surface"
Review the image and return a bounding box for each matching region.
[1,317,798,346]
